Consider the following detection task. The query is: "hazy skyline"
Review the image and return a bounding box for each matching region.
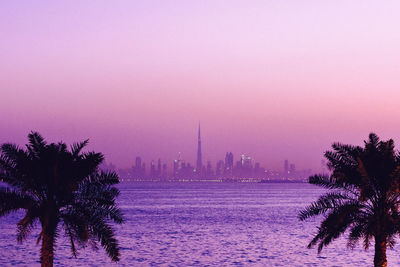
[1,1,400,170]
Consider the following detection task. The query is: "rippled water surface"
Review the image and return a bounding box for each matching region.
[1,182,400,266]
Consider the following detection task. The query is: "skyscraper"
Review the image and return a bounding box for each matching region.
[135,156,143,178]
[284,159,289,176]
[224,152,234,177]
[196,123,202,175]
[150,160,156,178]
[135,156,141,171]
[157,159,162,178]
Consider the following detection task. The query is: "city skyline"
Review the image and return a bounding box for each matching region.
[107,153,312,182]
[102,124,314,181]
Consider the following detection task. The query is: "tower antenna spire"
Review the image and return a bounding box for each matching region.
[198,121,201,141]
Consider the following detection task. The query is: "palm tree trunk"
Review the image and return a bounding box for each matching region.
[41,229,55,267]
[374,235,387,267]
[40,212,57,267]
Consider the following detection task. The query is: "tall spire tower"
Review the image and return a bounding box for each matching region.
[196,122,202,175]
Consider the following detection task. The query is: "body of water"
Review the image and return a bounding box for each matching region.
[1,182,399,266]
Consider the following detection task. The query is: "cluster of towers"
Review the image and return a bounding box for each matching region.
[101,123,312,181]
[171,124,267,180]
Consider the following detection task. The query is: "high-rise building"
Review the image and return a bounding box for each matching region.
[224,152,234,177]
[173,159,179,178]
[196,123,202,175]
[255,162,260,172]
[135,156,142,170]
[157,159,162,177]
[216,160,224,177]
[173,152,183,179]
[284,159,289,176]
[150,160,156,178]
[134,156,144,178]
[142,163,146,178]
[242,154,252,169]
[290,163,296,174]
[162,163,167,180]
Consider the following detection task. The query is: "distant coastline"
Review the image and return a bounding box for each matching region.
[118,179,308,183]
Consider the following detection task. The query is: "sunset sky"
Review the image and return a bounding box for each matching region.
[1,1,400,171]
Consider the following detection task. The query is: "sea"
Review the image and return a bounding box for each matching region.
[1,182,400,266]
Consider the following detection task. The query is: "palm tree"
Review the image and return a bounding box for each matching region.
[0,132,124,267]
[299,133,400,267]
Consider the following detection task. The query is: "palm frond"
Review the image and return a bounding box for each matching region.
[0,187,34,216]
[308,175,358,195]
[17,208,39,243]
[347,219,368,249]
[71,140,89,157]
[76,180,123,223]
[26,132,47,159]
[1,143,23,162]
[62,212,89,257]
[81,152,103,168]
[365,133,379,148]
[88,216,120,262]
[308,201,362,252]
[88,171,119,186]
[299,192,353,220]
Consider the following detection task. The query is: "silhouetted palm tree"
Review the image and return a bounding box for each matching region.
[299,133,400,267]
[0,132,123,267]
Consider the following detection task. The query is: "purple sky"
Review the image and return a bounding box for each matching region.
[1,1,400,171]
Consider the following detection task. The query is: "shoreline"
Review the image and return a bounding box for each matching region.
[118,179,308,184]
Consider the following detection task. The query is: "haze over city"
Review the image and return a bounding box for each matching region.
[2,1,400,171]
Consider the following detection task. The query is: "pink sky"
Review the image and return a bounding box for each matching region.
[1,1,400,171]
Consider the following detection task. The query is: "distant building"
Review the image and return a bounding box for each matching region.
[284,159,289,176]
[157,159,162,178]
[241,154,252,169]
[290,164,296,174]
[173,153,183,179]
[224,152,234,177]
[162,163,167,180]
[196,123,203,176]
[216,160,224,177]
[142,163,146,178]
[150,160,156,179]
[133,156,145,179]
[135,157,142,170]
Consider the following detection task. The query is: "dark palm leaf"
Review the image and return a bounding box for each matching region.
[0,187,34,216]
[71,139,89,157]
